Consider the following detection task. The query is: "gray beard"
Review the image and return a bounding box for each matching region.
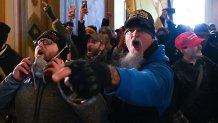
[120,52,144,69]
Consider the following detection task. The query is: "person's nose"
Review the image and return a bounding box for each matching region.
[87,42,92,47]
[198,44,202,50]
[38,41,44,47]
[132,29,140,37]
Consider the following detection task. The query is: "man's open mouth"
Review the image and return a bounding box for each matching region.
[87,48,92,53]
[37,49,44,55]
[132,40,141,49]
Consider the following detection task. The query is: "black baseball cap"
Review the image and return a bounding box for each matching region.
[124,9,155,37]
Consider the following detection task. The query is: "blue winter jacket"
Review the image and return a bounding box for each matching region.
[107,45,174,115]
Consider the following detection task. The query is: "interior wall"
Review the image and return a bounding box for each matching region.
[0,0,5,22]
[205,0,218,27]
[125,0,167,30]
[153,0,168,16]
[106,0,114,29]
[126,0,136,18]
[1,0,59,58]
[4,0,20,54]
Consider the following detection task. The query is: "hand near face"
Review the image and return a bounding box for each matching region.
[43,57,66,82]
[50,67,72,83]
[12,57,33,81]
[42,1,48,8]
[79,7,88,22]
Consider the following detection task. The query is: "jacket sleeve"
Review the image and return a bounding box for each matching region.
[101,18,109,27]
[0,74,21,111]
[52,20,79,59]
[108,62,174,114]
[77,21,88,57]
[44,5,79,59]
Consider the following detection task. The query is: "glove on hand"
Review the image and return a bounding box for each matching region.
[68,60,112,99]
[43,5,57,22]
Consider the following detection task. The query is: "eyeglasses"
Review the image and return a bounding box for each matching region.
[36,38,53,46]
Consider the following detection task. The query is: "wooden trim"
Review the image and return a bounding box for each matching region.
[18,0,22,54]
[105,0,109,12]
[105,0,114,29]
[126,0,136,17]
[0,0,5,22]
[48,0,60,29]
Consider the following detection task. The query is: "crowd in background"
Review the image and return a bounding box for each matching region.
[0,1,218,123]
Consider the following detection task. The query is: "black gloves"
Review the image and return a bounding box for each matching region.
[43,5,57,22]
[68,60,112,99]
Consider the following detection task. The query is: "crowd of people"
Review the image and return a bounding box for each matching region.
[0,1,218,123]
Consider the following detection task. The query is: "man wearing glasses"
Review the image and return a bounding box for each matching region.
[0,30,82,123]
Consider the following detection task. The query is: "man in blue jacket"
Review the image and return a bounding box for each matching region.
[47,9,174,123]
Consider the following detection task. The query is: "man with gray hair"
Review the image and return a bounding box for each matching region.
[46,9,174,123]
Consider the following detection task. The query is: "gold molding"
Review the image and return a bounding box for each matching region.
[0,0,5,22]
[126,0,136,18]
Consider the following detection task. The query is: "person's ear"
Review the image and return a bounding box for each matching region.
[99,43,106,51]
[179,48,185,54]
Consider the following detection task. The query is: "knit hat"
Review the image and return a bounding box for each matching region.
[175,32,205,49]
[63,21,74,27]
[194,23,210,37]
[124,9,155,37]
[0,22,11,34]
[0,22,11,43]
[87,33,109,44]
[34,30,68,60]
[99,26,112,39]
[85,25,97,34]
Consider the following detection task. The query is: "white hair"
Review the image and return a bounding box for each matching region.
[120,52,144,69]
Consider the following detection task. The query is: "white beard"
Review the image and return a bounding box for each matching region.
[120,52,144,69]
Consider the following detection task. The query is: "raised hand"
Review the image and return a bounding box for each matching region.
[161,9,169,21]
[12,57,33,81]
[105,12,112,19]
[51,67,72,83]
[42,1,57,22]
[43,57,65,82]
[42,1,48,8]
[68,4,76,21]
[79,7,88,22]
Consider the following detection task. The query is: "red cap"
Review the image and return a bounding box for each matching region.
[175,32,205,49]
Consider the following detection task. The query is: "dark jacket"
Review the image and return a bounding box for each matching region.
[202,42,218,64]
[0,44,22,81]
[172,56,218,123]
[107,45,174,123]
[0,74,81,123]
